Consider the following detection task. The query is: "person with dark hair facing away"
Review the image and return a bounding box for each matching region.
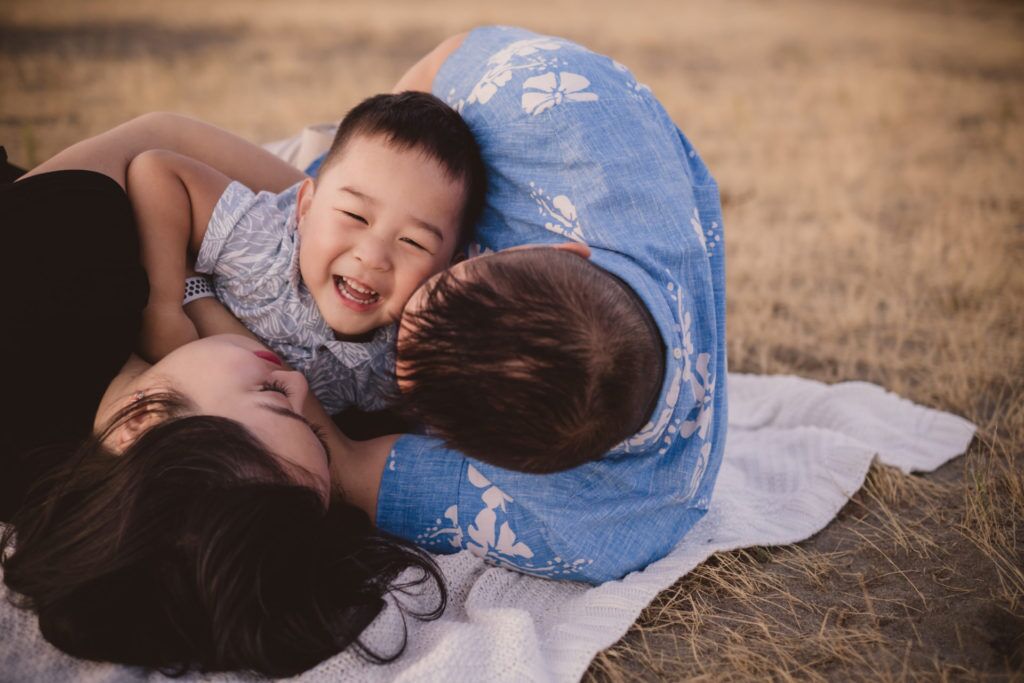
[2,114,448,677]
[3,384,444,676]
[127,91,486,413]
[397,247,664,473]
[3,335,447,677]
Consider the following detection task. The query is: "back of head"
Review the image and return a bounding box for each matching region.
[397,249,666,473]
[1,397,445,677]
[321,91,486,251]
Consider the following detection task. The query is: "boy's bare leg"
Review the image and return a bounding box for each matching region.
[22,112,305,193]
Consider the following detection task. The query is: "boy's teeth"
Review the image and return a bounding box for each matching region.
[337,276,380,304]
[345,278,376,295]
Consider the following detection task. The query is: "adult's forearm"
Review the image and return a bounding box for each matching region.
[22,112,306,192]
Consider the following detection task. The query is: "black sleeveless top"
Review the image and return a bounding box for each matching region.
[0,166,148,520]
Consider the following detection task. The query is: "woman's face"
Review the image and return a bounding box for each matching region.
[111,335,332,498]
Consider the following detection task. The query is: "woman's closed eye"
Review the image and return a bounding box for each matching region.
[260,380,292,397]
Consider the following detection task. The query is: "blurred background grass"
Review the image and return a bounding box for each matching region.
[3,0,1022,679]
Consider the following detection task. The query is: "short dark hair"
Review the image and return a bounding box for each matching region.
[396,249,666,473]
[1,393,445,677]
[321,91,486,252]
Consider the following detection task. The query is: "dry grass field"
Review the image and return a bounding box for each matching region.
[2,0,1022,679]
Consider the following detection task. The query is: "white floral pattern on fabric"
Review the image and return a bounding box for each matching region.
[416,504,464,550]
[461,465,594,578]
[672,273,716,492]
[464,37,563,108]
[465,465,533,560]
[521,71,598,115]
[528,182,585,243]
[690,207,707,252]
[690,206,722,257]
[612,58,653,99]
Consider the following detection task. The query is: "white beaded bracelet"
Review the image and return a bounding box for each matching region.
[183,276,215,306]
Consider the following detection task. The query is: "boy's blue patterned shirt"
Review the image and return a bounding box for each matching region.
[196,181,398,414]
[375,26,728,583]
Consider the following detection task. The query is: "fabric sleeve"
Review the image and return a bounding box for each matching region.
[195,181,288,280]
[378,435,639,584]
[375,435,469,554]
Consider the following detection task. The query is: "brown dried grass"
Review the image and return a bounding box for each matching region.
[2,0,1021,678]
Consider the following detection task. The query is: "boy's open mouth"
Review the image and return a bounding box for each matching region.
[334,275,381,305]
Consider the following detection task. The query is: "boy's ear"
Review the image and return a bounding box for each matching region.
[108,406,163,454]
[295,177,316,228]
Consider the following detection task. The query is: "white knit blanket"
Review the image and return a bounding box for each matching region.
[0,374,976,682]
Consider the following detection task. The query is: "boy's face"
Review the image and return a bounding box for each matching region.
[296,133,466,339]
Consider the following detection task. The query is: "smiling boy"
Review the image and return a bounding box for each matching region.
[127,92,485,413]
[295,126,470,339]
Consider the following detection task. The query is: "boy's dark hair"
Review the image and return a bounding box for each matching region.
[1,393,446,677]
[321,91,486,252]
[396,249,666,473]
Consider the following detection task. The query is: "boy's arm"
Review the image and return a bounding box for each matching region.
[183,295,261,342]
[128,149,231,361]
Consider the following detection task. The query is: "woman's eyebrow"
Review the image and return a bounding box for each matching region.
[258,403,332,461]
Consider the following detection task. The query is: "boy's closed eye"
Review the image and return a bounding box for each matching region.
[336,209,368,225]
[337,209,435,254]
[404,222,446,255]
[400,236,428,251]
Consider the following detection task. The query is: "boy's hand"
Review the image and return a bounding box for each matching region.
[139,302,199,362]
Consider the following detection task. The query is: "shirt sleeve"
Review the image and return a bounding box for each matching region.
[378,433,705,584]
[375,434,468,555]
[378,435,595,580]
[195,181,299,282]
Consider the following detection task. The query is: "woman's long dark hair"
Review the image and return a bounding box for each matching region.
[1,393,446,677]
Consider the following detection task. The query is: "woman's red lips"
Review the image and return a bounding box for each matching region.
[254,350,283,366]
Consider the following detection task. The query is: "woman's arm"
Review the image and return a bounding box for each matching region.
[22,112,306,192]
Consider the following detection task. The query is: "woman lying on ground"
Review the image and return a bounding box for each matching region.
[0,118,445,677]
